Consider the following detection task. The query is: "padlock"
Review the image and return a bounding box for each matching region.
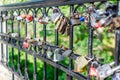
[92,14,112,29]
[96,62,119,80]
[47,47,54,59]
[39,16,49,24]
[112,71,120,80]
[10,33,19,45]
[70,18,80,26]
[22,37,30,48]
[26,15,33,22]
[4,15,14,20]
[70,12,81,26]
[51,8,61,22]
[0,33,7,41]
[62,50,72,57]
[55,15,63,30]
[112,17,120,29]
[53,48,64,62]
[58,17,68,34]
[79,16,84,22]
[65,24,70,36]
[74,56,92,72]
[16,14,26,20]
[89,61,99,77]
[10,33,18,38]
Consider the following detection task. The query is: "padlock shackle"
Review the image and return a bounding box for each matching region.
[109,62,115,66]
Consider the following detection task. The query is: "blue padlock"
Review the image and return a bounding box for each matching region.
[79,16,84,22]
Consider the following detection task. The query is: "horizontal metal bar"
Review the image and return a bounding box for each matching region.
[0,0,107,11]
[0,33,80,60]
[0,40,87,80]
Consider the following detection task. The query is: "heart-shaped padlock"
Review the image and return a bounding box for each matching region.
[53,48,64,62]
[26,15,33,22]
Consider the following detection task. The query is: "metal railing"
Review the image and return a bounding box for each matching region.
[1,0,120,80]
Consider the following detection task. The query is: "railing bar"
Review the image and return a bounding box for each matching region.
[0,11,4,63]
[33,11,37,80]
[0,0,107,11]
[87,12,93,80]
[17,11,23,77]
[24,17,29,80]
[5,11,8,66]
[114,1,120,66]
[10,11,15,80]
[68,5,74,80]
[54,30,58,80]
[0,40,87,80]
[42,7,47,80]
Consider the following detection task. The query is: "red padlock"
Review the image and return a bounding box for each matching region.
[93,22,101,29]
[26,15,33,22]
[22,42,29,48]
[22,37,30,48]
[89,65,97,77]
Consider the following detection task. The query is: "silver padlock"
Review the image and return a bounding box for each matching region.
[112,71,120,80]
[10,33,19,38]
[53,48,64,62]
[47,47,54,59]
[51,8,61,22]
[97,62,120,80]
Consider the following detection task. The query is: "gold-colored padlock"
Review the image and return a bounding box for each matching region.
[74,56,90,72]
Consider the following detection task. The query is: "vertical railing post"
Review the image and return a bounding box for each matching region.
[54,25,59,80]
[43,7,47,80]
[87,12,93,80]
[10,10,15,80]
[24,10,29,80]
[17,10,23,77]
[68,5,74,80]
[2,11,7,64]
[114,0,120,66]
[4,11,8,66]
[33,9,37,80]
[0,11,4,63]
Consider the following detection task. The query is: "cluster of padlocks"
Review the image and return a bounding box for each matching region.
[0,1,120,80]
